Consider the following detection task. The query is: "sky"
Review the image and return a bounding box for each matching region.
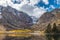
[0,0,60,23]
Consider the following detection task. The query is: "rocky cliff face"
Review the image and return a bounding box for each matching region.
[32,9,60,31]
[0,6,33,30]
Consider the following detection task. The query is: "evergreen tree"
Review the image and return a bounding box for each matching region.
[57,24,60,33]
[45,23,51,33]
[52,23,57,33]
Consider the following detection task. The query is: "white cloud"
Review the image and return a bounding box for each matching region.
[50,5,55,9]
[29,0,40,5]
[11,0,23,3]
[42,0,49,5]
[0,0,7,7]
[32,7,46,23]
[20,4,46,19]
[20,4,35,16]
[33,7,46,18]
[0,0,29,10]
[7,0,29,10]
[45,5,55,12]
[57,0,60,4]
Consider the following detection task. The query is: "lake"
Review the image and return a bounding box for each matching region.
[0,33,60,40]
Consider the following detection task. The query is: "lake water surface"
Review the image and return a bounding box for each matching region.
[0,33,60,40]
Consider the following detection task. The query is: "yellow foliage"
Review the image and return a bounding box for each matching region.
[8,29,32,33]
[8,33,32,37]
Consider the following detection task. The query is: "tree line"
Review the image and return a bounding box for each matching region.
[45,23,60,34]
[45,23,60,40]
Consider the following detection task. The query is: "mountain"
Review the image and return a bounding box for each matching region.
[0,6,33,30]
[32,9,60,31]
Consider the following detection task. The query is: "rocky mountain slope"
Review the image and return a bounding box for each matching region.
[0,6,33,30]
[32,9,60,31]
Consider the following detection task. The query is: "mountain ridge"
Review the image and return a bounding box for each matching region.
[32,8,60,31]
[0,6,33,30]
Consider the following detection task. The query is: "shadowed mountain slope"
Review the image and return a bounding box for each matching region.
[0,6,33,30]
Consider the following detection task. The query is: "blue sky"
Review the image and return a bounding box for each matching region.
[36,0,60,11]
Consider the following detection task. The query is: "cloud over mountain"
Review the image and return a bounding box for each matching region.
[0,0,60,23]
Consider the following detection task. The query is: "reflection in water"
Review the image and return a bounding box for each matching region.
[0,33,46,40]
[46,34,60,40]
[4,36,32,40]
[0,34,6,40]
[0,33,60,40]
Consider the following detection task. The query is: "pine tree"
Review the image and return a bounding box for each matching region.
[45,23,51,33]
[57,24,60,33]
[52,23,57,33]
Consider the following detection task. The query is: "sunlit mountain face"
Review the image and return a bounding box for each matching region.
[0,0,60,23]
